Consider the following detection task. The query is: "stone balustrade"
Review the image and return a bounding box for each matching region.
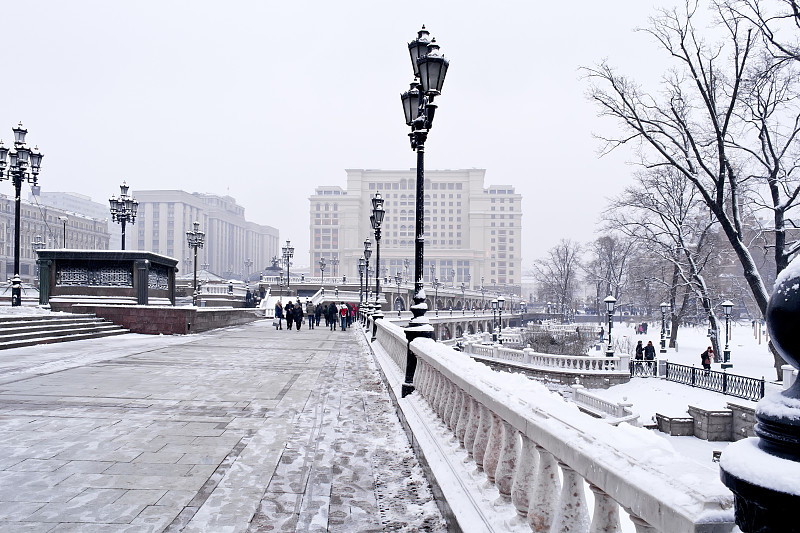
[391,325,735,532]
[571,384,639,425]
[462,341,631,374]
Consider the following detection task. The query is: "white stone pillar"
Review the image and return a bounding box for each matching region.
[552,463,589,532]
[483,411,503,483]
[511,435,538,517]
[527,446,560,532]
[455,391,470,446]
[589,483,621,533]
[473,402,492,471]
[463,397,479,458]
[494,420,519,499]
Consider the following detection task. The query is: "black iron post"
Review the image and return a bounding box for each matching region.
[109,182,138,250]
[461,282,466,315]
[358,257,365,307]
[319,257,326,288]
[660,302,669,354]
[395,272,402,318]
[186,221,205,305]
[722,300,733,369]
[370,193,385,341]
[58,215,68,248]
[0,123,43,306]
[282,240,294,295]
[605,295,616,356]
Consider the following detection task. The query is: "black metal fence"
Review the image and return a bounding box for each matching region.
[663,362,765,401]
[629,360,658,378]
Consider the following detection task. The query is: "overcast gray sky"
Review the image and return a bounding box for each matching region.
[1,1,665,269]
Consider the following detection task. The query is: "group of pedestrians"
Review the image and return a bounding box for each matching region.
[634,340,657,372]
[274,299,357,331]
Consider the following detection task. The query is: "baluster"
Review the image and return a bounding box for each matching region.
[483,410,503,482]
[449,387,464,434]
[429,370,442,413]
[494,420,519,499]
[455,391,470,446]
[417,361,430,398]
[527,446,560,532]
[433,372,446,417]
[552,463,589,532]
[588,483,621,533]
[441,380,455,426]
[511,435,538,517]
[473,403,492,471]
[463,397,479,458]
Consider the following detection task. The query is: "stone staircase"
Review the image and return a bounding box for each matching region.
[0,314,129,350]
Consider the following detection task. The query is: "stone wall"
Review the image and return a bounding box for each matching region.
[68,304,262,334]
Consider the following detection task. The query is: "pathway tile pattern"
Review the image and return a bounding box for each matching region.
[0,320,445,532]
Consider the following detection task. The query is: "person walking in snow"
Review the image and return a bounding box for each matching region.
[328,302,338,331]
[294,299,304,330]
[306,300,315,330]
[284,300,295,331]
[644,340,656,373]
[701,346,713,371]
[274,301,283,330]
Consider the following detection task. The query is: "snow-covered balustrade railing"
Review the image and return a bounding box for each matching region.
[498,331,523,346]
[571,385,640,426]
[409,337,735,532]
[462,341,631,374]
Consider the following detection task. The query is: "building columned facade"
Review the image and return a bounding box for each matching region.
[309,169,522,292]
[132,190,279,279]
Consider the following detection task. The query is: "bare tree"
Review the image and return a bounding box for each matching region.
[584,234,636,315]
[585,1,800,376]
[606,167,729,358]
[531,239,583,321]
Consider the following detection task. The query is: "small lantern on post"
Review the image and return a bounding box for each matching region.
[660,302,670,354]
[721,300,734,369]
[604,295,617,356]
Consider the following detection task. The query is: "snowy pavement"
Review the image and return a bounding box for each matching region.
[0,320,445,532]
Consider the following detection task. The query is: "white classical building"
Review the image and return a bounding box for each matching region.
[309,169,522,292]
[131,190,280,279]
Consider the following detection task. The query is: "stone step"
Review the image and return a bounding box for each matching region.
[0,318,110,334]
[0,327,130,350]
[0,323,127,344]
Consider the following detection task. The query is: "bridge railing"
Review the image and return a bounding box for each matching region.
[371,319,734,532]
[461,340,631,374]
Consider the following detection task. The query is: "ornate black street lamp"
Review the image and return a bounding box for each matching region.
[461,282,466,315]
[660,301,670,354]
[481,277,486,311]
[31,234,46,288]
[722,300,733,368]
[109,182,138,250]
[0,123,43,306]
[279,272,284,302]
[186,221,205,305]
[433,277,440,317]
[330,257,339,279]
[319,257,326,287]
[281,240,294,294]
[363,238,372,303]
[370,192,385,307]
[358,257,366,306]
[58,215,68,248]
[395,271,403,318]
[400,26,450,397]
[491,298,498,342]
[604,295,617,356]
[498,295,505,343]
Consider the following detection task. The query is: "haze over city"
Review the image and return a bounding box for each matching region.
[0,0,665,268]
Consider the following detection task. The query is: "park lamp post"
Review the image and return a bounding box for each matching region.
[279,272,284,302]
[330,257,339,279]
[660,301,670,354]
[0,123,44,306]
[319,257,326,287]
[604,295,617,356]
[370,192,385,307]
[358,257,366,306]
[461,282,466,315]
[58,215,68,248]
[395,271,402,318]
[491,298,498,342]
[400,25,449,397]
[363,238,372,305]
[281,240,294,293]
[722,300,734,369]
[498,295,505,343]
[433,277,440,317]
[31,234,46,288]
[109,182,138,250]
[481,277,486,310]
[186,221,205,306]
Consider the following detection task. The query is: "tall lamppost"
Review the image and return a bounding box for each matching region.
[498,295,505,343]
[281,240,294,294]
[491,298,498,342]
[331,257,339,279]
[722,300,734,368]
[279,272,284,302]
[319,257,326,287]
[404,258,411,282]
[370,192,385,306]
[31,234,46,288]
[58,215,68,248]
[186,221,204,305]
[358,257,366,306]
[0,123,44,306]
[660,301,670,354]
[433,277,440,317]
[109,182,138,250]
[400,26,450,397]
[244,258,253,280]
[363,238,372,303]
[460,282,466,315]
[395,271,403,318]
[604,295,617,356]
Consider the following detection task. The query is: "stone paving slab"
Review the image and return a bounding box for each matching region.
[0,321,445,532]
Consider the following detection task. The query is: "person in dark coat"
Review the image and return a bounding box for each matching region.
[314,303,322,326]
[294,299,304,330]
[701,346,713,370]
[327,302,338,331]
[284,301,295,330]
[635,341,644,360]
[644,340,656,373]
[274,301,283,330]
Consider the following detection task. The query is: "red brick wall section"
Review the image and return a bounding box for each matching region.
[66,305,262,335]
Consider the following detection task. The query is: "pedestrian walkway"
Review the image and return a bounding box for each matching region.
[0,320,445,532]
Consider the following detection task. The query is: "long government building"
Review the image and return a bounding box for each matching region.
[309,169,522,293]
